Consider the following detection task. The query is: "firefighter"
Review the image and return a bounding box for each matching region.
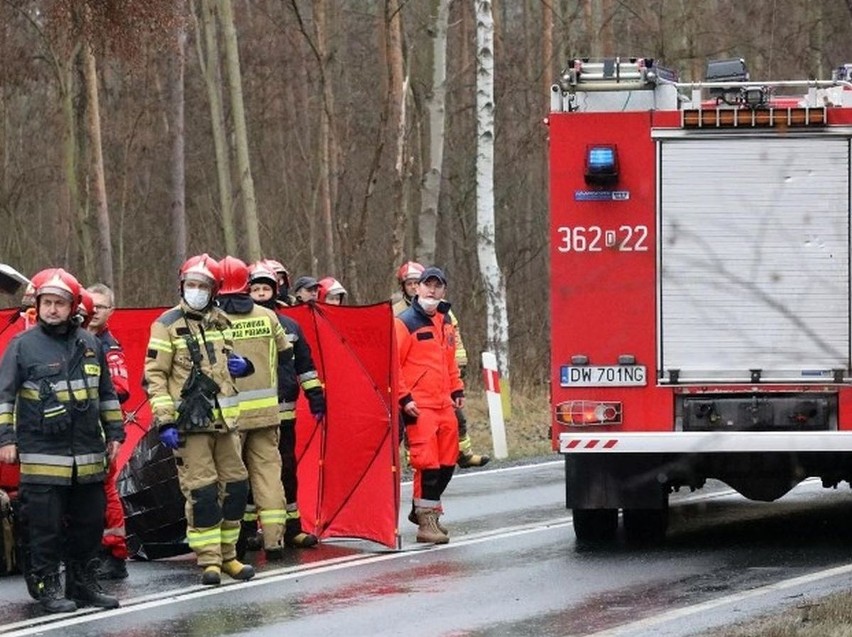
[317,277,347,305]
[216,257,294,559]
[264,258,292,305]
[292,276,320,304]
[18,282,37,330]
[395,261,490,470]
[0,268,124,613]
[144,254,255,586]
[248,262,325,547]
[85,283,131,580]
[395,266,464,544]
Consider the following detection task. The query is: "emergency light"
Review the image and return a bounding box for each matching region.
[584,144,618,186]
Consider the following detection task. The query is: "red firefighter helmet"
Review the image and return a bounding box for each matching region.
[317,277,347,303]
[396,261,424,284]
[262,258,291,288]
[31,268,82,312]
[248,261,278,292]
[218,256,250,295]
[179,254,221,292]
[20,282,36,310]
[78,288,95,327]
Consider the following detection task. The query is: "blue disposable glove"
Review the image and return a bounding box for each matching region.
[227,354,250,377]
[158,425,180,450]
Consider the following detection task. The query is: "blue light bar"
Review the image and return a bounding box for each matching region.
[584,144,618,185]
[588,147,615,170]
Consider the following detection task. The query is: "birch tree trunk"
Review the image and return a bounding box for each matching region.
[218,0,262,260]
[416,0,451,265]
[475,0,510,383]
[83,44,113,286]
[197,0,237,256]
[170,6,187,272]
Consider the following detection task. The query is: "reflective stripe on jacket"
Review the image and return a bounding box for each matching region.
[224,304,292,430]
[144,304,240,431]
[0,323,125,485]
[395,300,464,409]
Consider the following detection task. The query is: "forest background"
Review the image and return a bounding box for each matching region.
[1,0,852,391]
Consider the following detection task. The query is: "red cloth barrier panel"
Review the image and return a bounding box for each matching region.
[0,303,400,551]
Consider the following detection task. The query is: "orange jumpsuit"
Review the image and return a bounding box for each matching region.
[395,301,464,507]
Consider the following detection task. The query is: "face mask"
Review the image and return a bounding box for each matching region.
[184,287,211,311]
[419,297,440,312]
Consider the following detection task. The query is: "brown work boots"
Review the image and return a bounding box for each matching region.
[457,450,490,468]
[414,507,449,545]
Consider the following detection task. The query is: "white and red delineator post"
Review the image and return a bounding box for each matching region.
[481,352,508,459]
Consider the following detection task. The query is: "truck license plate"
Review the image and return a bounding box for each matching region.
[560,365,646,387]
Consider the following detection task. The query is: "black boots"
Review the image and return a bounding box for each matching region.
[29,571,77,614]
[66,559,120,609]
[97,554,129,580]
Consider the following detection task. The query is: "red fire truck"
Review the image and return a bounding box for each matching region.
[548,58,852,542]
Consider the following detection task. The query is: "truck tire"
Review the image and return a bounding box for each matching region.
[572,508,618,542]
[622,507,668,544]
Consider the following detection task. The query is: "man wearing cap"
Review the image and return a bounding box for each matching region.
[292,277,319,304]
[394,266,464,544]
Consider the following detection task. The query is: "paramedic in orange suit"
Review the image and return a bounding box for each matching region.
[394,266,464,544]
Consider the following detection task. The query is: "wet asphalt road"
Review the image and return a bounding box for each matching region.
[3,460,852,636]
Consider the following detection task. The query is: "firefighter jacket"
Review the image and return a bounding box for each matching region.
[95,327,130,405]
[0,322,125,485]
[219,295,293,430]
[275,311,323,417]
[144,303,240,432]
[393,294,468,369]
[395,299,464,410]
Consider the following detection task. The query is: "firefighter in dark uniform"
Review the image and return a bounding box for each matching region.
[249,261,325,547]
[144,254,255,586]
[0,268,124,613]
[216,257,293,558]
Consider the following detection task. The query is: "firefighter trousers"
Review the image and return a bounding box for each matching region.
[240,426,286,550]
[175,430,248,568]
[408,404,458,507]
[20,479,105,576]
[278,420,308,538]
[102,458,128,559]
[278,420,298,505]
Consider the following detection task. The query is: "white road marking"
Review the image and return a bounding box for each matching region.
[585,562,852,636]
[0,465,832,636]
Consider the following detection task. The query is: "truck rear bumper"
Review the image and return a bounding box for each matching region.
[559,430,852,453]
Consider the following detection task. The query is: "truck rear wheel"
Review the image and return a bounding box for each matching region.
[572,508,618,542]
[622,506,668,544]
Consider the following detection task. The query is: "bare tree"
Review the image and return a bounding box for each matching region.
[416,0,451,266]
[475,0,510,383]
[196,0,237,256]
[218,0,262,260]
[313,0,338,275]
[83,43,114,286]
[170,2,187,272]
[388,0,410,270]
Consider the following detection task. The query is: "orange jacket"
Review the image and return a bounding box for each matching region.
[395,300,463,410]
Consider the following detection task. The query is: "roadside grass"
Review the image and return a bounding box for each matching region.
[463,385,553,460]
[702,591,852,636]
